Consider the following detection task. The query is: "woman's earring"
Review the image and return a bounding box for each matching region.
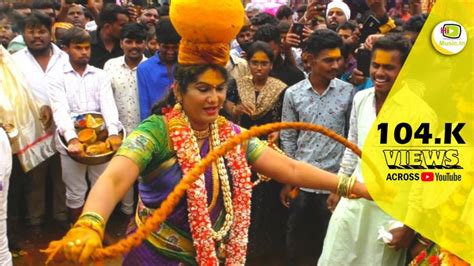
[174,102,182,112]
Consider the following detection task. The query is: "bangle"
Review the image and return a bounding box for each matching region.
[416,234,430,246]
[347,176,357,197]
[336,174,356,198]
[79,212,105,225]
[74,212,106,239]
[336,174,349,197]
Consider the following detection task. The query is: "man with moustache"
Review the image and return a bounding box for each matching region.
[325,0,351,31]
[137,18,180,120]
[65,5,87,29]
[11,12,68,233]
[104,23,148,219]
[47,27,123,224]
[280,29,354,265]
[137,5,159,31]
[8,1,57,54]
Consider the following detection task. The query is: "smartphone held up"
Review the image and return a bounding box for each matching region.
[355,48,372,77]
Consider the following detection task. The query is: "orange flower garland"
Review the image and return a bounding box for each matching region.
[43,122,364,264]
[166,107,252,265]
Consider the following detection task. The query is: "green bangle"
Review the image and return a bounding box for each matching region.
[78,212,105,227]
[75,212,106,239]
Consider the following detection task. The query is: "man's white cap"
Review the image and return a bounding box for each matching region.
[245,3,261,13]
[326,0,351,21]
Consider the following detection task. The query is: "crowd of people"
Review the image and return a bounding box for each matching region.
[0,0,463,265]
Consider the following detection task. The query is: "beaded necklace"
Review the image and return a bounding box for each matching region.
[166,106,252,265]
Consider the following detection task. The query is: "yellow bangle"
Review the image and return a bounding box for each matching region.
[78,212,105,226]
[336,174,348,197]
[347,176,357,198]
[337,174,356,198]
[74,212,106,239]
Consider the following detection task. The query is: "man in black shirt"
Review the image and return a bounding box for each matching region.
[89,4,129,68]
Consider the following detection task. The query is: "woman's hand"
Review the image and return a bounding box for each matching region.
[233,102,254,116]
[280,184,294,208]
[326,193,341,212]
[64,227,102,263]
[351,181,372,200]
[44,226,102,264]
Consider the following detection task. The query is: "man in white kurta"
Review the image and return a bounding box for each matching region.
[318,34,434,266]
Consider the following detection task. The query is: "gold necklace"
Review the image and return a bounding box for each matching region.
[210,121,234,241]
[193,128,210,140]
[182,115,233,241]
[191,127,217,210]
[207,144,220,211]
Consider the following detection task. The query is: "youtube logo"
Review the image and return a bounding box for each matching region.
[421,172,434,182]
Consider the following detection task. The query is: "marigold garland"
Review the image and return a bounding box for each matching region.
[43,121,366,264]
[410,245,469,266]
[166,107,252,264]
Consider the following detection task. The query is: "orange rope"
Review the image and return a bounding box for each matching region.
[43,122,373,263]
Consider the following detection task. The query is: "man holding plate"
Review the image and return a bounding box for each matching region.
[47,27,123,224]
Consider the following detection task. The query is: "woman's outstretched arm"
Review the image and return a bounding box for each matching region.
[252,147,370,199]
[83,156,140,223]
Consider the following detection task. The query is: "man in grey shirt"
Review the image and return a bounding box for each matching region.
[280,29,354,265]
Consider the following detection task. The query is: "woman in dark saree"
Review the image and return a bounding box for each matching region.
[225,41,289,262]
